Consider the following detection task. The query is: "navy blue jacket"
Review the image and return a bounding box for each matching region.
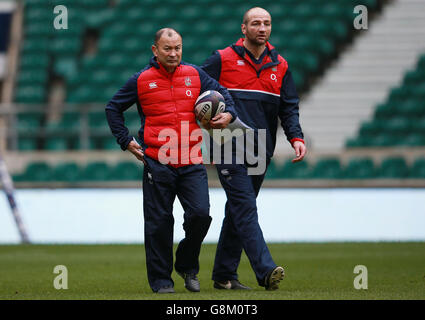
[202,41,304,160]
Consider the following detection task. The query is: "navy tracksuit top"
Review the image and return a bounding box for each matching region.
[202,38,304,160]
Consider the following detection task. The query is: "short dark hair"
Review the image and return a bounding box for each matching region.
[154,28,182,46]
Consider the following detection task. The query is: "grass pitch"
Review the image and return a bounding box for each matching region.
[0,242,424,300]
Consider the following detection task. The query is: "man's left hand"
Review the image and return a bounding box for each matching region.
[209,112,233,129]
[292,141,307,163]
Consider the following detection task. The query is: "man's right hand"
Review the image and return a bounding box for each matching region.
[127,140,147,165]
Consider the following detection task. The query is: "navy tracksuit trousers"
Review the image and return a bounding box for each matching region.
[142,156,211,292]
[212,161,276,286]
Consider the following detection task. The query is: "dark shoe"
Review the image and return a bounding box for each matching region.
[214,279,251,290]
[265,266,285,291]
[177,272,200,292]
[156,286,175,293]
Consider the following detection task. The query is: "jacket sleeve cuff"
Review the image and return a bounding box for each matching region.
[225,110,237,123]
[120,136,134,151]
[290,138,305,146]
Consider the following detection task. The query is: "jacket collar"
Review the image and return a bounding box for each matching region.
[231,38,279,63]
[149,56,181,76]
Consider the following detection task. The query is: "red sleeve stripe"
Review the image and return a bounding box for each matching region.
[228,88,281,97]
[290,138,305,145]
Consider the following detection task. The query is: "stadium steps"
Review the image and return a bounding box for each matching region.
[277,0,425,153]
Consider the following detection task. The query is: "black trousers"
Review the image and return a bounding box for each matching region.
[142,156,211,292]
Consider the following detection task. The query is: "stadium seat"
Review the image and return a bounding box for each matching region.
[265,160,281,179]
[18,138,38,151]
[343,158,376,179]
[359,121,383,136]
[311,158,342,179]
[368,133,399,147]
[80,162,111,181]
[52,162,81,182]
[54,58,78,79]
[44,137,69,151]
[280,159,311,179]
[19,53,49,69]
[352,52,425,148]
[410,157,425,178]
[14,85,46,103]
[21,162,52,181]
[17,113,43,135]
[384,118,411,135]
[378,157,409,179]
[110,161,142,181]
[100,137,120,150]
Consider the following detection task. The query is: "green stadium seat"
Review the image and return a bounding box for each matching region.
[14,85,46,103]
[264,3,289,18]
[24,22,53,37]
[52,162,81,182]
[345,136,364,148]
[265,160,281,179]
[24,7,51,21]
[44,137,69,151]
[110,161,142,181]
[321,3,353,22]
[17,113,43,135]
[374,103,397,119]
[388,87,410,104]
[410,157,425,178]
[21,38,49,54]
[85,9,116,29]
[292,3,317,19]
[19,54,49,69]
[398,100,425,118]
[17,69,48,85]
[18,138,38,151]
[280,159,311,179]
[89,112,108,129]
[311,158,342,179]
[412,117,425,134]
[344,158,376,179]
[45,113,81,134]
[384,118,411,135]
[80,162,111,181]
[21,162,52,181]
[400,133,425,146]
[72,137,96,150]
[359,120,383,136]
[66,86,99,103]
[49,38,81,55]
[417,54,425,69]
[403,70,424,86]
[100,137,120,150]
[368,133,399,147]
[54,58,78,79]
[378,157,409,179]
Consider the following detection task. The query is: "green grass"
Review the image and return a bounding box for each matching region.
[0,243,424,299]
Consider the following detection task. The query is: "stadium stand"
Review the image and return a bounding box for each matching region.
[347,54,425,147]
[12,0,381,151]
[1,0,425,187]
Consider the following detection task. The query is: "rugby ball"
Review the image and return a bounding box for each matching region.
[194,90,226,126]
